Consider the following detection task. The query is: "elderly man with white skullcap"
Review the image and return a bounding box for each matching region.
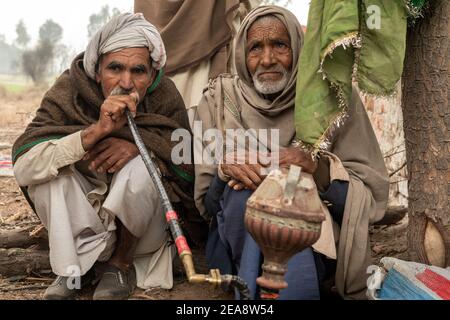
[12,13,206,300]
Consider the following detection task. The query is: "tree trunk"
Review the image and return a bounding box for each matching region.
[402,0,450,267]
[0,248,50,277]
[0,227,47,249]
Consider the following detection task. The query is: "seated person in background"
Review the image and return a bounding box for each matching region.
[194,6,389,300]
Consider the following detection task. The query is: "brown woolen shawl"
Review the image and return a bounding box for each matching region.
[134,0,248,77]
[12,53,208,247]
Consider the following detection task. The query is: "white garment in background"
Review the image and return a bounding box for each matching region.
[170,0,257,127]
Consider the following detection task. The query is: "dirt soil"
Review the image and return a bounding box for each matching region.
[0,174,234,300]
[0,87,408,300]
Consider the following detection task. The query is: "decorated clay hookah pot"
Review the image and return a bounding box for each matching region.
[244,165,326,299]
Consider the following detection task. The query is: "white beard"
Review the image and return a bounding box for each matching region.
[252,65,291,95]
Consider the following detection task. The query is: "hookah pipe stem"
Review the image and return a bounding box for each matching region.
[124,107,251,300]
[124,109,190,256]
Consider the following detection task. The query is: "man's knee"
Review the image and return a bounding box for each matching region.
[113,156,153,196]
[222,187,253,220]
[28,172,79,202]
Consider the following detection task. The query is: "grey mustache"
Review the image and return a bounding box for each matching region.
[110,87,133,96]
[254,65,287,77]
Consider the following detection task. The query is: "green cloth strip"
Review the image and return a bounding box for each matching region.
[147,69,164,95]
[171,164,194,183]
[13,136,65,162]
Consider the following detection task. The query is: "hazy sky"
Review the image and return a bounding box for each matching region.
[0,0,310,53]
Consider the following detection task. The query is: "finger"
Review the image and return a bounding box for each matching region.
[89,149,115,172]
[227,165,256,190]
[233,183,245,191]
[232,167,257,190]
[109,104,126,122]
[97,158,118,173]
[100,151,127,173]
[107,157,128,173]
[129,92,139,114]
[249,170,263,186]
[87,139,113,162]
[229,180,244,190]
[242,165,262,186]
[106,144,138,173]
[120,96,137,117]
[252,163,268,179]
[97,157,117,173]
[102,99,124,117]
[103,99,131,121]
[107,95,136,104]
[109,95,137,117]
[228,180,238,188]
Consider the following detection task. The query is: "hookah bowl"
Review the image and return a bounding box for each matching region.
[244,165,326,298]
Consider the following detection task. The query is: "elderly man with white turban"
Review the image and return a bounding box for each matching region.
[12,13,206,300]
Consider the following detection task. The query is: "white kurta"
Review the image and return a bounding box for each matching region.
[14,132,175,289]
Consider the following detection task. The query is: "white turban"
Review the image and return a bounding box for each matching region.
[83,12,166,79]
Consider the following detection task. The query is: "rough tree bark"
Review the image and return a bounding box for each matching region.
[402,0,450,267]
[0,226,47,249]
[0,249,50,277]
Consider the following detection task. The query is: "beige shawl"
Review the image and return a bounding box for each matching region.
[194,5,389,299]
[194,5,305,218]
[321,88,389,299]
[134,0,252,77]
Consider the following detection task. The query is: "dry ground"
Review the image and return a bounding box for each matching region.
[0,85,408,300]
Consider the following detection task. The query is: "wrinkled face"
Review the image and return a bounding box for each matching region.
[246,16,293,95]
[95,47,155,102]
